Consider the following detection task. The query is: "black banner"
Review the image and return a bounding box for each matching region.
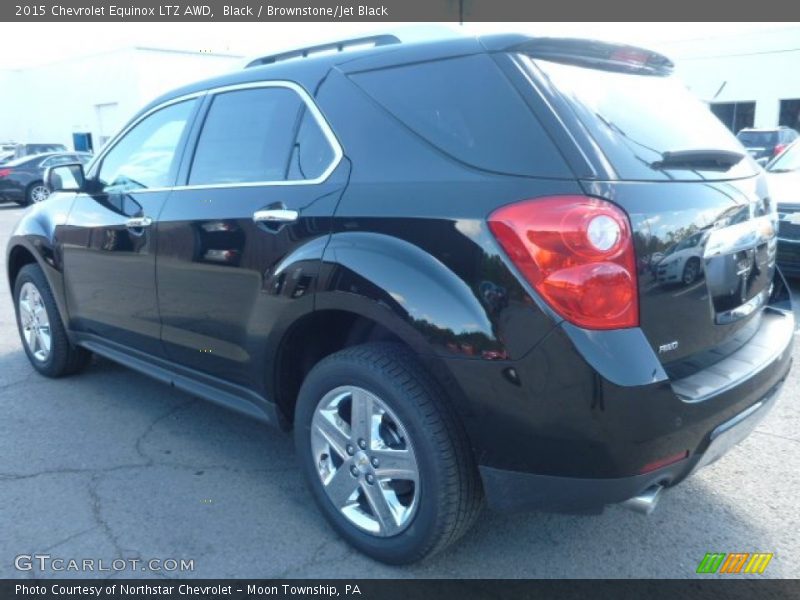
[2,0,800,22]
[4,580,800,600]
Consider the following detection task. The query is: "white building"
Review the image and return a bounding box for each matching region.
[0,46,243,151]
[658,25,800,133]
[0,25,797,152]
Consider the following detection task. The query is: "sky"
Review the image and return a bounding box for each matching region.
[0,22,796,69]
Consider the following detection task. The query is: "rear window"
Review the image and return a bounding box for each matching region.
[525,55,758,181]
[349,54,570,178]
[737,131,778,147]
[3,155,39,167]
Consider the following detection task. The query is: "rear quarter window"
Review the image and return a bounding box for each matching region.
[348,54,571,179]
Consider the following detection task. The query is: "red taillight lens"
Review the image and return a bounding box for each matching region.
[774,143,788,157]
[488,195,639,330]
[0,168,11,178]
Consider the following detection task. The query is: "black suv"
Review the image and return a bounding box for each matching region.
[7,35,795,564]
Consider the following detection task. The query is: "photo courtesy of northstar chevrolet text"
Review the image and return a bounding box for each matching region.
[0,5,799,589]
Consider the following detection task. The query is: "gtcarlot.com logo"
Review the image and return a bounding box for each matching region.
[696,552,773,574]
[15,554,195,573]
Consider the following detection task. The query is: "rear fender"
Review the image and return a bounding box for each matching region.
[317,231,500,360]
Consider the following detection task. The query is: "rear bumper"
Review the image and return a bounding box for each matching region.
[480,373,785,513]
[433,274,794,514]
[0,182,23,202]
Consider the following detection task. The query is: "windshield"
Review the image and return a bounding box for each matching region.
[526,55,758,181]
[767,141,800,172]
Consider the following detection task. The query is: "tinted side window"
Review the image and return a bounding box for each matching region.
[189,87,304,185]
[349,54,570,178]
[98,99,195,193]
[287,108,336,181]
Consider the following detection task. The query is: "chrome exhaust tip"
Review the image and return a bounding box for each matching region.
[620,485,663,515]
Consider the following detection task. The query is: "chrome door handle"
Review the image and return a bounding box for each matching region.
[253,209,299,224]
[125,216,152,228]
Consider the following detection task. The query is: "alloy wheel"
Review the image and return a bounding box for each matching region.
[683,261,699,285]
[30,185,50,203]
[311,385,419,537]
[18,282,52,362]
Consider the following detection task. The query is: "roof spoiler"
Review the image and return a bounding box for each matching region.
[508,37,674,76]
[245,34,402,68]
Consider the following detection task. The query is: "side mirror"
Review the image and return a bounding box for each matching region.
[45,163,86,193]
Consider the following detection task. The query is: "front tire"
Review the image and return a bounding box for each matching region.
[682,258,701,285]
[14,263,91,377]
[294,343,483,564]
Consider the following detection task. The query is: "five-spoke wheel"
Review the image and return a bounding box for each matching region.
[295,343,483,564]
[311,385,419,537]
[18,281,52,362]
[14,263,91,377]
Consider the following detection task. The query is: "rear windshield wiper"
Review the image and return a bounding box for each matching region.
[651,149,745,171]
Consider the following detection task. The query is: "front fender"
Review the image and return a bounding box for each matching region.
[317,231,504,359]
[6,192,76,326]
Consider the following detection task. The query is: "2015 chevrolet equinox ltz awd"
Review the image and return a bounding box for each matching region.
[8,35,795,564]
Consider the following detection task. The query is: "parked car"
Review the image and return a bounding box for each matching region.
[654,231,709,286]
[736,127,799,165]
[765,139,800,277]
[0,143,72,166]
[0,152,92,205]
[7,34,794,564]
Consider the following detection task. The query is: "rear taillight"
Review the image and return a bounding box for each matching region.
[488,195,639,330]
[0,168,11,178]
[774,143,788,157]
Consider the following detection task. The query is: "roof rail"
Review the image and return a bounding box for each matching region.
[245,34,402,68]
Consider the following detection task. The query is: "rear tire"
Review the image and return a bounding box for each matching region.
[294,342,483,564]
[25,181,50,205]
[14,263,91,377]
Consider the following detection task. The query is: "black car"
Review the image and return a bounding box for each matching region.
[6,35,795,564]
[737,126,799,165]
[0,152,92,205]
[766,140,800,277]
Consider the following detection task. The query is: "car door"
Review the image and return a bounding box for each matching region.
[60,97,200,355]
[156,81,348,393]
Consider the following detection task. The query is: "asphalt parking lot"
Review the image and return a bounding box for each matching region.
[0,203,798,579]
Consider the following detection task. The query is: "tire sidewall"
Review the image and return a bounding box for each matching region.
[295,353,449,564]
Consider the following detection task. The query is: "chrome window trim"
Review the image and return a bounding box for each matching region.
[87,80,343,193]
